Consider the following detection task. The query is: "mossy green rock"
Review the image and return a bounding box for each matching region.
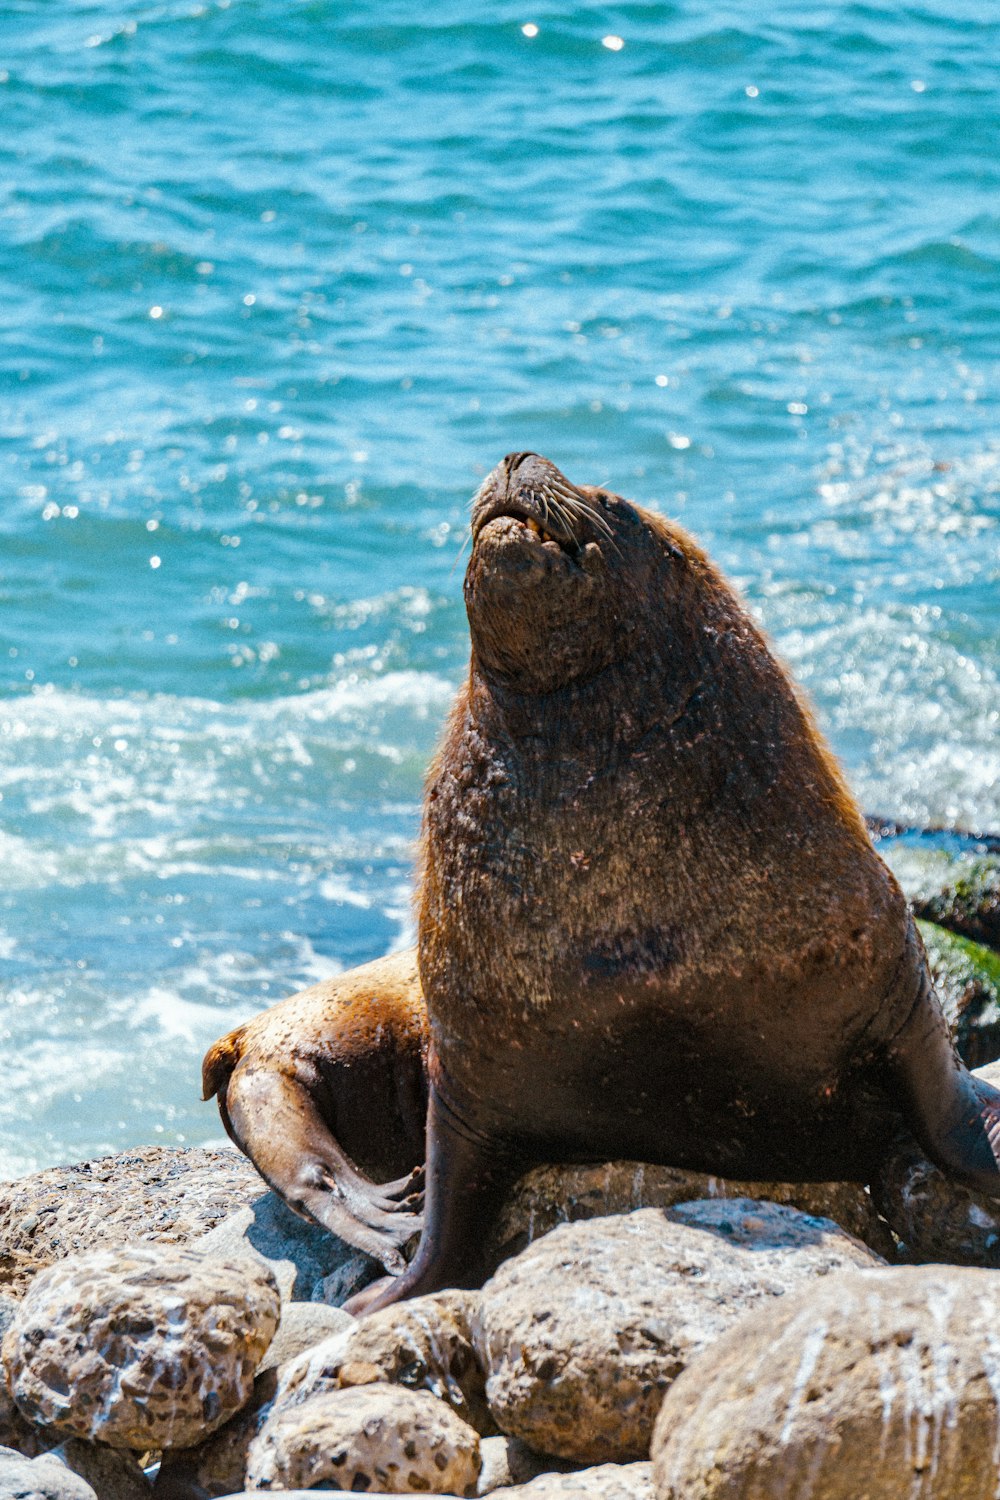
[918,919,1000,1068]
[881,842,1000,950]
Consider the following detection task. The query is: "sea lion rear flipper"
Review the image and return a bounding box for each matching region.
[221,1060,424,1275]
[888,963,1000,1192]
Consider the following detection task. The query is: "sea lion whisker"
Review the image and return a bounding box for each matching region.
[562,493,616,541]
[449,531,472,576]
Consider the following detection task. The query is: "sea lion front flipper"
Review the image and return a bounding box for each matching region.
[345,1085,521,1313]
[887,958,1000,1193]
[219,1060,424,1274]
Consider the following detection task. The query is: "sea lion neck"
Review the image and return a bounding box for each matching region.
[465,643,681,767]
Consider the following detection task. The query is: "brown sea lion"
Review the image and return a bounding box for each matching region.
[351,451,1000,1311]
[202,949,427,1272]
[204,452,1000,1307]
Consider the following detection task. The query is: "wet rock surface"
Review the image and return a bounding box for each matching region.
[491,1160,895,1265]
[0,1148,262,1299]
[651,1262,1000,1500]
[2,1244,279,1451]
[244,1384,481,1494]
[475,1201,881,1464]
[909,851,1000,951]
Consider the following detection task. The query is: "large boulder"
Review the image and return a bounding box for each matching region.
[490,1160,895,1265]
[0,1148,262,1298]
[192,1198,379,1305]
[651,1263,1000,1499]
[244,1385,481,1494]
[2,1245,279,1452]
[475,1200,882,1464]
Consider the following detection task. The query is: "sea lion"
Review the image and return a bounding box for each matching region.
[202,949,427,1271]
[204,452,1000,1309]
[352,451,1000,1311]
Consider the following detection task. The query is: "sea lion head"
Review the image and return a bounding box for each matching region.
[466,452,674,693]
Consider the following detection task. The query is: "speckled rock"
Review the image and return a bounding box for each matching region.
[1,1298,51,1459]
[476,1201,883,1464]
[153,1305,354,1500]
[0,1446,98,1500]
[651,1263,1000,1499]
[244,1385,481,1494]
[489,1160,896,1266]
[0,1148,261,1298]
[265,1289,493,1436]
[918,919,1000,1068]
[2,1244,280,1451]
[489,1463,654,1498]
[476,1435,577,1494]
[152,1373,278,1500]
[873,1057,1000,1265]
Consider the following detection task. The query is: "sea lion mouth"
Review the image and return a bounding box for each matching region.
[470,453,614,562]
[475,503,583,561]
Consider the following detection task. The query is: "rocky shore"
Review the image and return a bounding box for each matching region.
[2,846,1000,1499]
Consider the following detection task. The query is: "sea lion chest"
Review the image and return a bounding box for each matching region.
[419,706,908,1174]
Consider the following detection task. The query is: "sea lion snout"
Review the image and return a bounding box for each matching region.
[470,452,611,557]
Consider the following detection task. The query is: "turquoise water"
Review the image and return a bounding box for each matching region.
[1,1,998,1177]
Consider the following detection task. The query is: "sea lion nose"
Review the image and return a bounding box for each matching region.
[503,452,539,474]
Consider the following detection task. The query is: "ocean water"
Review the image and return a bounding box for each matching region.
[1,0,998,1178]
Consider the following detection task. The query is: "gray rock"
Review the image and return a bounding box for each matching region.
[489,1464,653,1498]
[490,1160,896,1266]
[2,1244,279,1452]
[0,1148,261,1299]
[257,1302,354,1374]
[0,1448,98,1500]
[651,1263,1000,1499]
[476,1436,577,1494]
[476,1201,882,1464]
[873,1057,1000,1266]
[244,1385,481,1494]
[193,1194,376,1304]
